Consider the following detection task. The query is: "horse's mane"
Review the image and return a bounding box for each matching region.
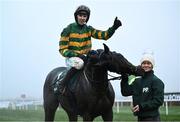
[96,49,124,59]
[112,51,125,59]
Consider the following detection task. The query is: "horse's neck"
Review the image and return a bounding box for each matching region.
[84,66,108,86]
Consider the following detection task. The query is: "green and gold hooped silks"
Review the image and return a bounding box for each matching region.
[59,23,115,57]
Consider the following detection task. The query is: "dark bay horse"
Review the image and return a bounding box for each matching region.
[43,44,144,122]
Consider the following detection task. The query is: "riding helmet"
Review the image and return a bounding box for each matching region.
[74,5,90,23]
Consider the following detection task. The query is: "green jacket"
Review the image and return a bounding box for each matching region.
[59,22,115,57]
[121,70,164,117]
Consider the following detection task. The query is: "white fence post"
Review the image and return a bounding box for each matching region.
[117,102,119,113]
[165,101,168,115]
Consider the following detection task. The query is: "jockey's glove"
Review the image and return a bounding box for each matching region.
[112,17,122,30]
[88,50,98,55]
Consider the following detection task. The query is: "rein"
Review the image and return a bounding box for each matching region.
[84,66,121,82]
[108,73,122,81]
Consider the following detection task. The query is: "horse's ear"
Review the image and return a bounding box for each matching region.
[103,43,110,53]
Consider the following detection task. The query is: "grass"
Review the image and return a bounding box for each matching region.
[0,106,180,121]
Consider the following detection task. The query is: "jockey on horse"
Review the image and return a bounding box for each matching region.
[58,5,122,95]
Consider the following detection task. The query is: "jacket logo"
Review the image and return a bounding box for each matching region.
[142,87,149,93]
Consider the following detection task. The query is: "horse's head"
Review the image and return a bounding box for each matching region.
[96,43,144,76]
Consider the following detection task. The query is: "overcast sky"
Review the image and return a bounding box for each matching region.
[0,0,179,100]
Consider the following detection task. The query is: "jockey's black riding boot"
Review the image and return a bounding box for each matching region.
[59,67,78,95]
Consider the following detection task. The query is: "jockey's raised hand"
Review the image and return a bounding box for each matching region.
[88,50,98,56]
[112,17,122,30]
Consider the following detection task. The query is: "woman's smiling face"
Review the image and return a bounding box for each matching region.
[141,60,153,72]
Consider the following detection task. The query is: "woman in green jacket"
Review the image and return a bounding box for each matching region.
[58,5,122,94]
[121,53,164,121]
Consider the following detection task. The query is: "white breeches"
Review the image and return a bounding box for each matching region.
[65,57,84,70]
